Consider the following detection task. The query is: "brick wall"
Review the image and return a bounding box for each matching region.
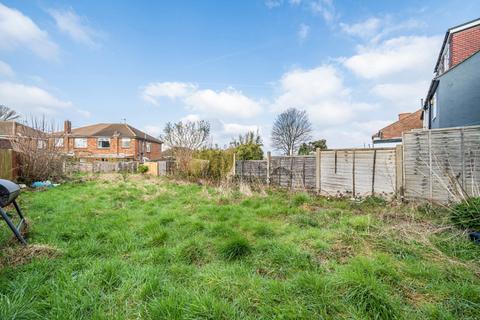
[61,136,161,161]
[451,25,480,68]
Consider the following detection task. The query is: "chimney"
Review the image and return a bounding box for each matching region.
[398,113,411,121]
[64,120,72,134]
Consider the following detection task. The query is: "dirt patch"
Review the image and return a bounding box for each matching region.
[0,244,60,267]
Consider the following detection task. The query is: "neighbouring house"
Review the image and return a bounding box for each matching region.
[54,121,162,162]
[423,18,480,129]
[372,110,423,147]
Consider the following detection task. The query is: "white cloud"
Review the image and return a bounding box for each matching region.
[222,123,259,135]
[298,23,310,41]
[340,18,382,38]
[0,60,14,77]
[184,88,262,118]
[310,0,335,23]
[340,16,426,42]
[0,3,58,59]
[289,0,301,5]
[272,65,372,126]
[371,80,428,110]
[143,125,162,137]
[142,82,262,118]
[265,0,282,9]
[343,36,442,79]
[48,8,101,47]
[0,81,72,115]
[318,120,392,148]
[141,82,197,105]
[180,114,201,123]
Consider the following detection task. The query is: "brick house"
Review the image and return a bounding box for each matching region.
[55,121,162,162]
[372,110,423,147]
[423,18,480,129]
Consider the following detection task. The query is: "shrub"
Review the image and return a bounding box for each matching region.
[138,164,149,174]
[219,236,252,260]
[193,148,234,180]
[451,197,480,230]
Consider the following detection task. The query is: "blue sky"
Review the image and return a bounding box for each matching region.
[0,0,479,150]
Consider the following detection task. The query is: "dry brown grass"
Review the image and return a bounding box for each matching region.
[0,244,60,267]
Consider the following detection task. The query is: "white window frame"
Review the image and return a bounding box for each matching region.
[431,92,438,120]
[54,138,64,147]
[97,137,110,149]
[37,140,46,149]
[146,142,152,153]
[121,137,131,148]
[74,138,88,148]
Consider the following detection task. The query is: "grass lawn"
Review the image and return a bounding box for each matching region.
[1,174,480,319]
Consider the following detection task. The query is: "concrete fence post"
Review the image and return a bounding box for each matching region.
[315,148,321,194]
[395,144,404,198]
[266,151,271,185]
[232,153,236,176]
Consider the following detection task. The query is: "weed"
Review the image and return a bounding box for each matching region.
[219,236,252,260]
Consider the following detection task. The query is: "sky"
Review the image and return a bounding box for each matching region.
[0,0,479,151]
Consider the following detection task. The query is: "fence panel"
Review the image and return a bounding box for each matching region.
[0,149,14,180]
[403,126,480,203]
[235,148,397,197]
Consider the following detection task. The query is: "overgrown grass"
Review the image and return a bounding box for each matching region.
[1,173,479,319]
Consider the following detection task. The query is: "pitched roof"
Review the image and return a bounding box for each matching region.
[60,123,162,144]
[372,110,423,142]
[434,17,480,73]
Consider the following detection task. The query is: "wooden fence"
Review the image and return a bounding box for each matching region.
[403,126,480,202]
[0,149,18,180]
[236,126,480,203]
[236,147,399,198]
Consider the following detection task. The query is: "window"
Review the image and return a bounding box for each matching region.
[146,142,151,153]
[431,92,438,120]
[37,140,46,149]
[55,138,64,147]
[121,138,131,148]
[97,137,110,149]
[74,138,87,148]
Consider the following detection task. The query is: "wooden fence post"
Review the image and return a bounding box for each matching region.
[395,144,404,198]
[315,148,321,194]
[266,151,271,185]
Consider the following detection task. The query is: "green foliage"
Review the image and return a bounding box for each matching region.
[219,236,252,260]
[193,148,235,180]
[235,143,263,160]
[298,139,328,155]
[231,131,264,160]
[451,197,480,229]
[138,164,149,174]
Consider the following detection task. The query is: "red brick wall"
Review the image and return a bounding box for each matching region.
[451,25,480,68]
[62,136,161,161]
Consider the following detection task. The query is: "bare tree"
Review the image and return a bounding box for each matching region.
[271,108,312,155]
[0,105,20,121]
[161,120,210,173]
[11,116,64,183]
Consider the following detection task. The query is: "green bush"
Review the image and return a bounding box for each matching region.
[451,197,480,230]
[193,148,234,180]
[219,236,252,260]
[138,164,149,174]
